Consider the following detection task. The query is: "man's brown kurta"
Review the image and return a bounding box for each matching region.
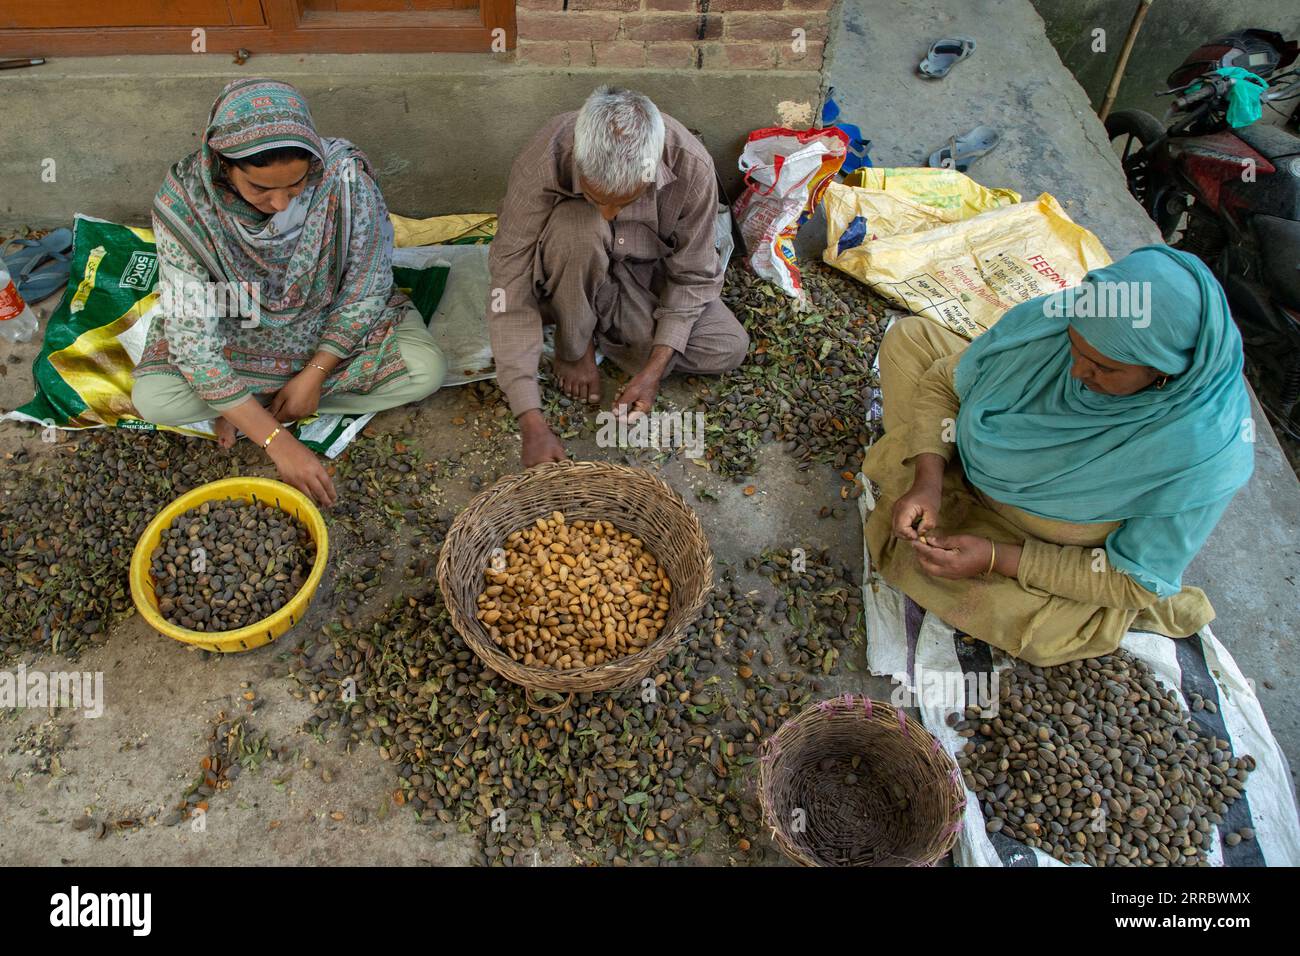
[487,110,748,416]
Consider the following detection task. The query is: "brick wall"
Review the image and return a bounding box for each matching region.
[515,0,833,71]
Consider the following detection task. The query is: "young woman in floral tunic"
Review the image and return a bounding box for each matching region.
[132,79,445,506]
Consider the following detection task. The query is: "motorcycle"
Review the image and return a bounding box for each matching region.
[1105,29,1300,439]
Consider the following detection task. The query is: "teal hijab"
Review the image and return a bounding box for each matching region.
[953,246,1254,598]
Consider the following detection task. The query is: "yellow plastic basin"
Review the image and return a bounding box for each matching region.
[129,477,328,653]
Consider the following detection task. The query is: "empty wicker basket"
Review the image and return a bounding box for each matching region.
[759,694,966,866]
[437,460,713,698]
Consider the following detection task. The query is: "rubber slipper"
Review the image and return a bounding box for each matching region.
[1,227,72,276]
[17,251,72,302]
[43,227,74,253]
[918,36,976,79]
[3,228,71,265]
[928,126,1000,173]
[0,237,43,273]
[2,227,73,287]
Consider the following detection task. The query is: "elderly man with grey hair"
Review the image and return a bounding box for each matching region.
[487,85,749,467]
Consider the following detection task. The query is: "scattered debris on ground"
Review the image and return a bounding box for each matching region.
[705,262,884,480]
[0,431,233,659]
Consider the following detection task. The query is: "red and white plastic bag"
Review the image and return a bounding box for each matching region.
[731,126,849,299]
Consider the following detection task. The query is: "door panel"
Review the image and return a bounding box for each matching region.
[0,1,260,29]
[0,0,512,54]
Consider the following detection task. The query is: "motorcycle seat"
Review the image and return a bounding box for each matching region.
[1236,123,1300,162]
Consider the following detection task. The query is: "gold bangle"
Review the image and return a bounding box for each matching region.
[262,426,282,449]
[985,540,997,576]
[308,362,330,375]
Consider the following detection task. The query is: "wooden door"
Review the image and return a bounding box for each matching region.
[0,1,265,28]
[0,0,514,55]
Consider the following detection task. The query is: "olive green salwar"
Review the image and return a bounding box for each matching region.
[862,315,1214,667]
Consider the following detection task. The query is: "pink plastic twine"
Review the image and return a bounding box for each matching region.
[864,698,873,719]
[896,708,909,737]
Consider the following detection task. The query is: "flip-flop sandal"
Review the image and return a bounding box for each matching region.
[0,236,43,274]
[1,227,72,277]
[918,36,977,79]
[7,229,73,301]
[928,126,1000,173]
[17,249,72,302]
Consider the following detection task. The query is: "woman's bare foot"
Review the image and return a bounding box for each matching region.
[214,416,238,450]
[553,340,601,404]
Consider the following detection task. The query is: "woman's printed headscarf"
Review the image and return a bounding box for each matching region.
[153,78,393,330]
[952,245,1254,596]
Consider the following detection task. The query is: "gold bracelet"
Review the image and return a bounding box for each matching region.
[262,426,282,449]
[308,362,330,375]
[985,540,997,576]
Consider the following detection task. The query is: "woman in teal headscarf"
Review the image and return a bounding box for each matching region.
[132,78,446,507]
[862,245,1254,666]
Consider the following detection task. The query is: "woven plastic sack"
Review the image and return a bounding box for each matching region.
[824,190,1111,339]
[833,168,1021,240]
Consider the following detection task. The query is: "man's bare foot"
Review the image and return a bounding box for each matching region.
[215,416,238,450]
[553,340,601,404]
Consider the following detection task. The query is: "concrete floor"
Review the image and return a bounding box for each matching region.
[1,0,1296,866]
[0,311,878,866]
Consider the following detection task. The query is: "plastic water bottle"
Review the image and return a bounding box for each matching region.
[0,255,39,344]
